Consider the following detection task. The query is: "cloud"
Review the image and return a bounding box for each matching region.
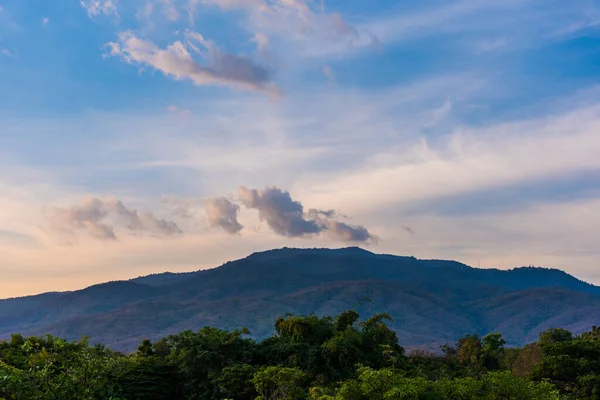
[307,208,375,243]
[166,105,192,117]
[137,0,180,21]
[204,196,243,234]
[0,230,39,247]
[106,198,182,236]
[322,65,334,80]
[161,195,198,219]
[45,196,182,243]
[474,37,508,53]
[159,187,373,243]
[402,226,415,236]
[237,186,374,242]
[0,5,21,32]
[193,0,379,53]
[80,0,119,18]
[306,208,337,218]
[291,98,600,216]
[252,32,270,53]
[159,0,180,21]
[319,219,374,243]
[202,0,267,10]
[106,31,281,96]
[42,17,50,27]
[1,48,15,58]
[45,197,116,242]
[238,186,321,237]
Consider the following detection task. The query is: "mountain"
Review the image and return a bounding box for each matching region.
[1,247,599,352]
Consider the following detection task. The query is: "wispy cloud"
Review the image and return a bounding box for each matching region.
[295,103,600,215]
[1,48,15,58]
[91,0,379,96]
[106,30,281,96]
[44,196,182,244]
[159,0,180,21]
[80,0,119,19]
[322,65,334,80]
[166,105,192,117]
[365,0,599,53]
[0,5,21,32]
[195,0,379,50]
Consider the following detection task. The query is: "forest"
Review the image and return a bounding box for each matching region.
[1,308,599,400]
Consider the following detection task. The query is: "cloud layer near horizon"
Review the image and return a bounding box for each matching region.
[44,197,182,243]
[43,187,375,244]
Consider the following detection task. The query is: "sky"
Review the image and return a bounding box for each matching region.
[0,0,599,298]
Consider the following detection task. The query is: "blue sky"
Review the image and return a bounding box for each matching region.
[0,0,599,297]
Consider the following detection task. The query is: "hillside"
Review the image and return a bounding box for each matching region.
[1,247,599,352]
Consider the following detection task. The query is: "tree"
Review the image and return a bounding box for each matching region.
[253,366,310,400]
[581,326,600,341]
[538,328,573,345]
[215,364,257,400]
[481,333,506,370]
[167,326,257,400]
[137,339,154,358]
[457,335,483,372]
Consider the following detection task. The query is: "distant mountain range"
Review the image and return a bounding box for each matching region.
[1,247,599,352]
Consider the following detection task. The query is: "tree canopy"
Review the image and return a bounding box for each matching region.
[1,309,598,399]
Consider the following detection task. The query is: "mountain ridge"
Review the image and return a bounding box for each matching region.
[1,247,598,352]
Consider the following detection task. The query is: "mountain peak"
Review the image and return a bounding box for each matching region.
[2,248,599,352]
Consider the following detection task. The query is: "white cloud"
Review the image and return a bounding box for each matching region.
[160,0,180,21]
[166,105,192,117]
[1,48,14,58]
[295,104,600,214]
[80,0,119,18]
[106,31,281,96]
[191,0,380,57]
[137,0,180,21]
[252,32,269,53]
[363,0,598,54]
[365,0,528,44]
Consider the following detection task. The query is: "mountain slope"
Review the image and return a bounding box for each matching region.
[0,247,598,351]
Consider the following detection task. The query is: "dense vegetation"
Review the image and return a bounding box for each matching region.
[2,308,600,399]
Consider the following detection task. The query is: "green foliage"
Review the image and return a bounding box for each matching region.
[263,310,405,383]
[538,328,574,346]
[508,344,542,377]
[167,326,256,400]
[1,309,599,400]
[580,326,600,341]
[253,366,310,400]
[0,335,124,400]
[532,332,600,397]
[315,367,560,400]
[115,356,179,400]
[215,364,257,400]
